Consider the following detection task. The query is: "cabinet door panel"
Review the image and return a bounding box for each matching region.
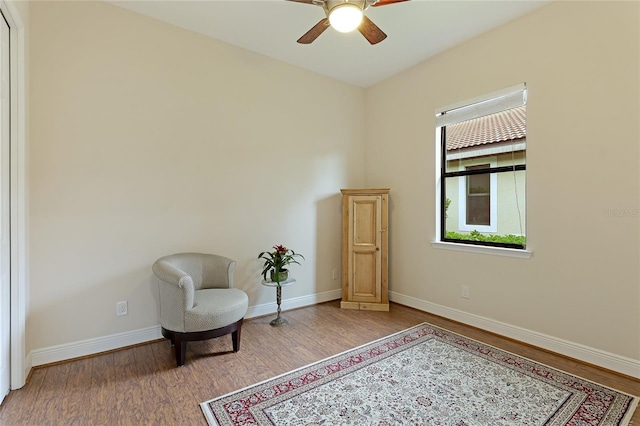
[352,251,377,299]
[354,200,377,246]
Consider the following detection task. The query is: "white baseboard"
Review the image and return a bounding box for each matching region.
[246,288,342,319]
[28,289,343,368]
[29,289,638,379]
[30,325,163,367]
[390,291,640,379]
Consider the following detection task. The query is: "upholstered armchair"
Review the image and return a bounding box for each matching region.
[152,253,249,366]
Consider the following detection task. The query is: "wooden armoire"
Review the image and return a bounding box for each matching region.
[340,188,389,311]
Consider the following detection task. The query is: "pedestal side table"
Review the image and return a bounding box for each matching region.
[261,278,296,326]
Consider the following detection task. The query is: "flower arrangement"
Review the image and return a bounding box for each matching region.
[258,244,305,283]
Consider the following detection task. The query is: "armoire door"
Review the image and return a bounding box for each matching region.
[340,188,389,311]
[347,195,382,303]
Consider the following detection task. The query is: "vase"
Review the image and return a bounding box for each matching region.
[270,269,289,283]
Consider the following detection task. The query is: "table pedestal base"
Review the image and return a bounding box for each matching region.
[270,316,288,327]
[270,284,288,327]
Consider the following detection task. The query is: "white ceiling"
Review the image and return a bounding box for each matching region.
[109,0,550,88]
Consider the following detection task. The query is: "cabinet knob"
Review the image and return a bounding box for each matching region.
[376,247,380,251]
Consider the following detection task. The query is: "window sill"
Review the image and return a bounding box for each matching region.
[431,241,533,259]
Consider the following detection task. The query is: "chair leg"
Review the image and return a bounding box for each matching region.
[232,320,242,353]
[174,336,187,367]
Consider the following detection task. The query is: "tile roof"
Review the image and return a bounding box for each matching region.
[446,105,526,151]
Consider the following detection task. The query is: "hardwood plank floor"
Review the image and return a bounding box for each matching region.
[0,301,638,425]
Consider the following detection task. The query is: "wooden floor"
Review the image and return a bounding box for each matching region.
[0,301,638,425]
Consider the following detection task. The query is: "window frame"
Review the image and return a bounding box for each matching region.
[435,84,528,251]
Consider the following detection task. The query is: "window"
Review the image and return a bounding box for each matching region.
[465,164,491,226]
[457,159,498,233]
[436,84,527,249]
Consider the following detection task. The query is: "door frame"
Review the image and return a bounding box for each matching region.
[0,0,26,390]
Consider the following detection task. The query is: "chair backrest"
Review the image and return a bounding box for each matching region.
[155,252,235,290]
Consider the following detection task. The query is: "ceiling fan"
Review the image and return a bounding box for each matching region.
[287,0,409,45]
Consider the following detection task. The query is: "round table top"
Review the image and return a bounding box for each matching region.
[261,278,296,287]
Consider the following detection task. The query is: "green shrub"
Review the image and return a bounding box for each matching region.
[445,230,526,246]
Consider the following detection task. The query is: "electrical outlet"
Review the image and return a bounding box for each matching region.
[461,286,470,299]
[332,269,338,280]
[116,301,128,316]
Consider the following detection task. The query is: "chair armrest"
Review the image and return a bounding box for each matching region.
[152,260,195,310]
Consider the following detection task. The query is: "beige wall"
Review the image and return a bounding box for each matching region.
[28,1,365,352]
[26,0,640,369]
[365,1,639,361]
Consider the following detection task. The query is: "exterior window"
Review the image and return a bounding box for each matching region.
[466,164,490,226]
[436,84,527,249]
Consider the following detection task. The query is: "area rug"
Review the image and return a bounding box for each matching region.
[201,323,638,426]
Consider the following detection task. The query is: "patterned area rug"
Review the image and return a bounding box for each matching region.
[201,323,638,426]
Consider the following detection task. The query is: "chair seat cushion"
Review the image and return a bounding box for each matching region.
[184,288,248,333]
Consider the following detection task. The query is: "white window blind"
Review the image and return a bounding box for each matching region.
[436,83,527,128]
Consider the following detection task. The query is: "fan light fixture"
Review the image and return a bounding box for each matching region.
[291,0,403,45]
[328,3,363,33]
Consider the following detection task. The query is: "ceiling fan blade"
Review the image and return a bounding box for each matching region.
[297,18,330,44]
[358,15,387,45]
[286,0,316,3]
[371,0,409,6]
